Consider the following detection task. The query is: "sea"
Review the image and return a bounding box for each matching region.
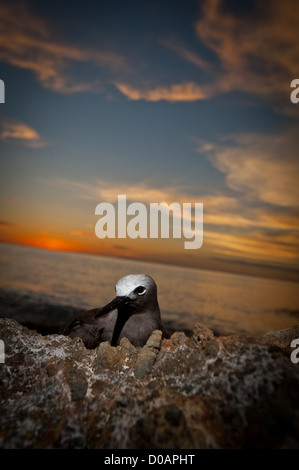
[0,242,298,339]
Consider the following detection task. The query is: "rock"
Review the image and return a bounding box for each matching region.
[263,325,299,356]
[193,323,215,344]
[145,329,162,350]
[0,318,299,449]
[133,330,162,378]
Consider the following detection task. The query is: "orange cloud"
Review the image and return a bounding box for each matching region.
[0,2,126,94]
[116,0,299,106]
[44,176,299,231]
[115,82,209,102]
[160,37,211,71]
[204,229,299,263]
[42,177,184,204]
[6,166,298,275]
[262,210,299,231]
[70,231,94,238]
[205,209,299,231]
[0,119,46,147]
[196,0,299,99]
[204,128,299,208]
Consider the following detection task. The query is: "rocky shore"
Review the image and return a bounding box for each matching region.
[0,318,298,449]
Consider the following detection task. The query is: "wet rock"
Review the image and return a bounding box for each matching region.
[0,318,299,449]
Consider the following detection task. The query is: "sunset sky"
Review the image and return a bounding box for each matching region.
[0,0,299,281]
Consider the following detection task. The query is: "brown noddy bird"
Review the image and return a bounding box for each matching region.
[62,274,169,349]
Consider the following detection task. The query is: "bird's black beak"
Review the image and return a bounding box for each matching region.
[94,295,130,318]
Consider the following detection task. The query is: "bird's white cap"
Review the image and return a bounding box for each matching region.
[115,274,156,298]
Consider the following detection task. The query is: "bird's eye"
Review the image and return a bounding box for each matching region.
[134,286,146,295]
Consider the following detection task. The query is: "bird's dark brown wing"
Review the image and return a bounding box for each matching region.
[61,307,100,336]
[61,304,121,349]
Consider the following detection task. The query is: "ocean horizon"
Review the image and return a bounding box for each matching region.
[0,241,298,339]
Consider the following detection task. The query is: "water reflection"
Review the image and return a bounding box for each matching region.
[0,242,298,338]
